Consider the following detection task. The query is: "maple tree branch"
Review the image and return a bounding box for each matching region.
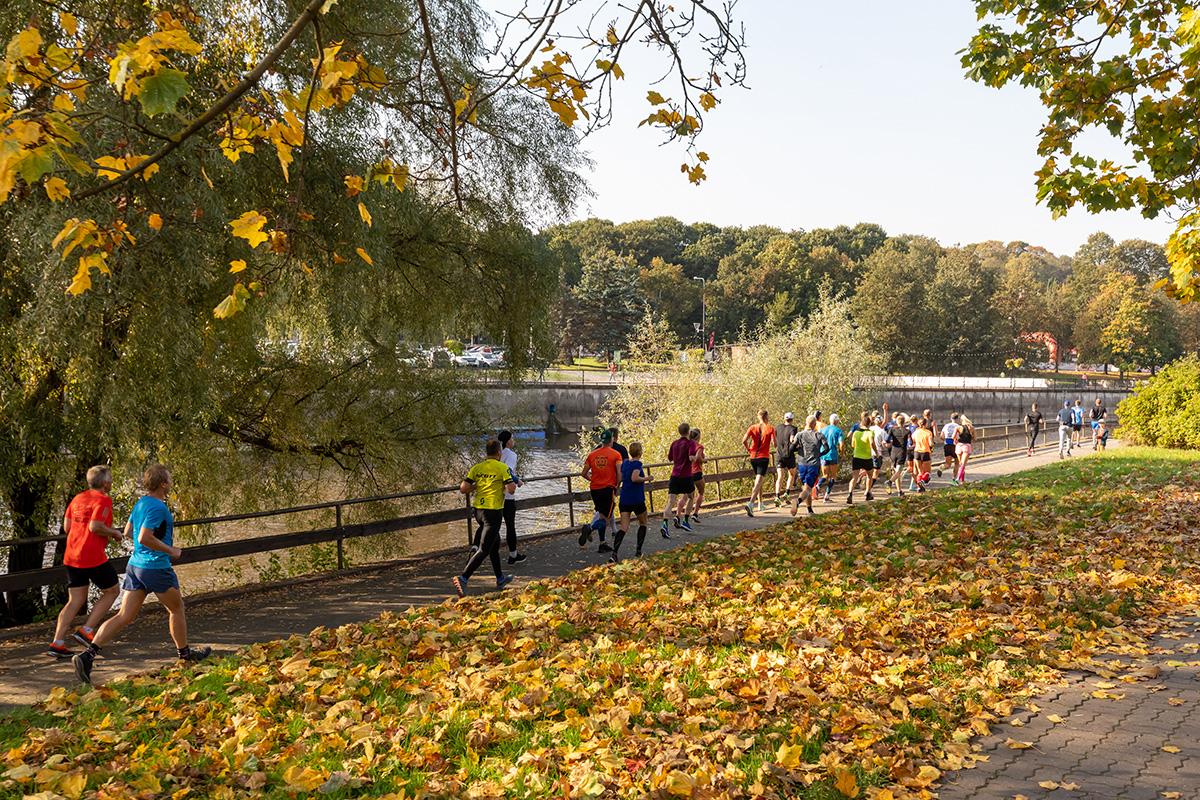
[414,0,464,210]
[73,0,327,201]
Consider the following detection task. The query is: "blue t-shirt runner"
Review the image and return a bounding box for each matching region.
[619,460,646,507]
[821,424,844,463]
[127,496,174,571]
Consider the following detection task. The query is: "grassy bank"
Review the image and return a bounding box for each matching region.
[2,448,1198,799]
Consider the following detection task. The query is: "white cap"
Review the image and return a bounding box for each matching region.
[829,413,840,423]
[784,411,794,420]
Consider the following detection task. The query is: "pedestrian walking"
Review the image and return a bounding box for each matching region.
[742,409,775,516]
[72,464,211,684]
[454,441,517,598]
[1024,402,1044,456]
[49,466,123,659]
[1056,402,1074,458]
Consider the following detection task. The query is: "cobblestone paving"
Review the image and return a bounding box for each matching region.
[939,616,1200,800]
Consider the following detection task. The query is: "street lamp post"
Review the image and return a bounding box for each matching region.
[692,276,706,353]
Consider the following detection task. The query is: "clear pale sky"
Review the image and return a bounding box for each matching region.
[573,2,1175,257]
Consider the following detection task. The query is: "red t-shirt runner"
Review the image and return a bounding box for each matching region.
[63,489,114,569]
[668,437,696,477]
[691,443,705,476]
[585,446,622,489]
[745,423,775,459]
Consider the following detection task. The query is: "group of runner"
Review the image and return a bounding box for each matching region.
[1022,397,1111,458]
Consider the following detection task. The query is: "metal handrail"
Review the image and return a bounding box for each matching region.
[0,419,1115,594]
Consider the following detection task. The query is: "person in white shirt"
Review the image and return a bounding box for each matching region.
[937,413,961,479]
[497,430,526,565]
[870,415,889,490]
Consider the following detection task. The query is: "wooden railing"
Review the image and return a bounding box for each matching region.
[0,419,1113,595]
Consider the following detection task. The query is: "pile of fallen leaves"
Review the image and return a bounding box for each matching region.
[3,448,1199,799]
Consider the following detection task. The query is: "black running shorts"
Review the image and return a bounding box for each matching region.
[749,457,770,476]
[590,488,615,517]
[618,501,647,515]
[667,475,695,495]
[66,562,119,590]
[777,455,797,470]
[851,456,874,471]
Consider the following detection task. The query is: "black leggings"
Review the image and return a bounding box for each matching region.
[503,498,517,552]
[464,508,503,581]
[1027,429,1039,448]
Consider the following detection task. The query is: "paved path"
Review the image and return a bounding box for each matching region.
[940,616,1200,800]
[0,442,1114,712]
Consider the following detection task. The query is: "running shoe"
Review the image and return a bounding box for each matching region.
[673,517,682,529]
[635,548,643,557]
[598,542,613,553]
[865,492,874,501]
[71,628,94,647]
[507,553,527,565]
[179,646,212,663]
[744,502,754,517]
[806,506,815,515]
[72,649,95,684]
[690,515,702,525]
[608,552,620,564]
[496,574,514,590]
[48,642,74,659]
[756,502,765,513]
[578,524,592,547]
[846,495,854,505]
[679,518,693,532]
[774,497,782,508]
[452,575,468,598]
[660,521,671,539]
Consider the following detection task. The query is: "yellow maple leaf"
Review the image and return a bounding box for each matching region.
[646,90,668,105]
[775,742,803,768]
[662,770,694,797]
[147,213,163,231]
[7,27,43,60]
[1162,744,1181,753]
[358,201,372,227]
[282,764,326,792]
[57,771,86,799]
[834,768,859,798]
[44,177,70,201]
[344,175,364,196]
[355,247,373,265]
[699,91,717,110]
[229,259,247,274]
[1005,738,1033,749]
[229,211,269,248]
[59,13,78,37]
[1039,780,1060,790]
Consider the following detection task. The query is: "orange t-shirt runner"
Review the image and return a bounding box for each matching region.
[585,446,622,489]
[63,489,114,568]
[745,424,775,459]
[912,428,933,454]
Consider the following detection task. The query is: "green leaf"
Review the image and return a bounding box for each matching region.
[17,148,54,184]
[138,68,190,116]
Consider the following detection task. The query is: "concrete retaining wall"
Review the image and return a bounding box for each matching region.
[478,382,1132,429]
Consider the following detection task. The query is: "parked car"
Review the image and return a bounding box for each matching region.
[453,352,488,367]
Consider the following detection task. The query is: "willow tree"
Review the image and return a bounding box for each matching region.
[0,0,746,623]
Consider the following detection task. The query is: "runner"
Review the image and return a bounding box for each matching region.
[887,415,911,496]
[685,428,706,524]
[847,412,879,504]
[454,440,517,598]
[497,431,527,565]
[615,442,649,562]
[1071,398,1085,447]
[600,428,629,538]
[955,415,975,483]
[72,464,211,684]
[579,430,622,553]
[1089,397,1107,449]
[1056,401,1074,459]
[790,414,829,516]
[774,412,799,507]
[817,413,845,502]
[921,409,936,439]
[661,422,696,536]
[1023,402,1044,456]
[938,413,961,479]
[906,413,920,490]
[742,410,775,516]
[49,466,124,659]
[870,414,888,493]
[1096,416,1110,450]
[912,418,934,491]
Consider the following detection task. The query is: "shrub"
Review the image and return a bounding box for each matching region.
[1116,355,1200,449]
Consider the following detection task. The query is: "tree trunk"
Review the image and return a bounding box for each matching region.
[2,470,54,626]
